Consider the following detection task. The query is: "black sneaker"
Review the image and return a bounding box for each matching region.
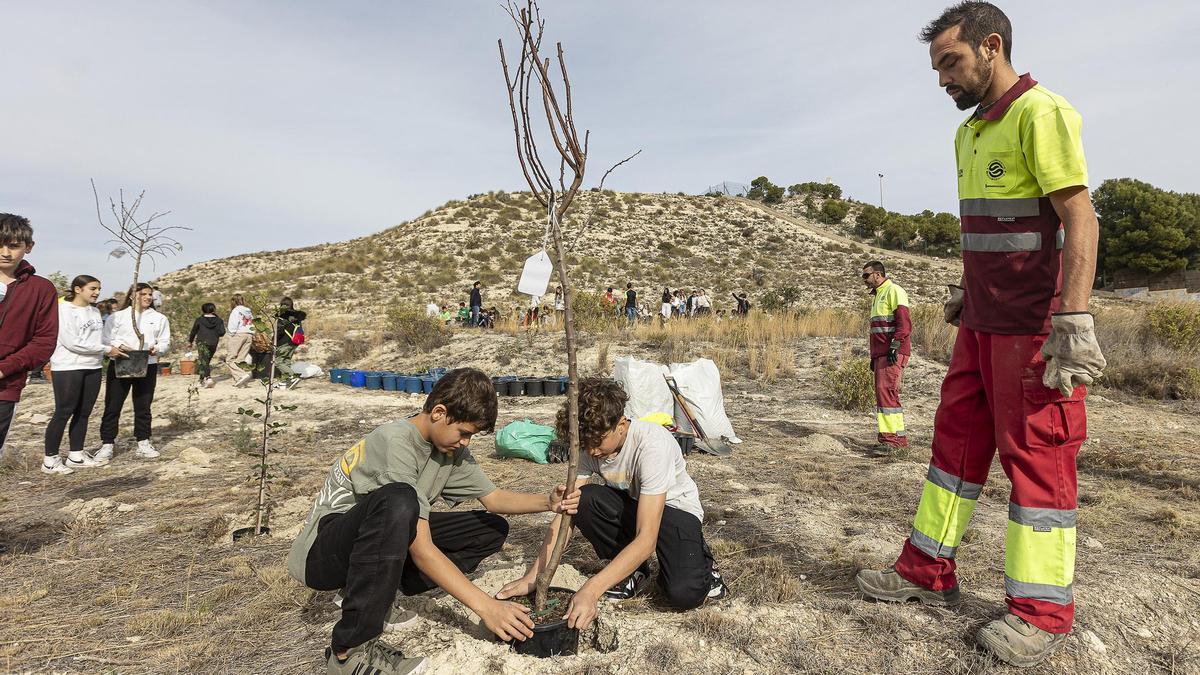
[603,566,650,601]
[706,564,728,602]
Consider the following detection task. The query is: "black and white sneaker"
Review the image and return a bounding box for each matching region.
[706,564,728,602]
[603,566,650,601]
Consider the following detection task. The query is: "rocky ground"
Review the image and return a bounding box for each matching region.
[1,328,1197,674]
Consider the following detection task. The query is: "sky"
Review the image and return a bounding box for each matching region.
[3,1,1197,288]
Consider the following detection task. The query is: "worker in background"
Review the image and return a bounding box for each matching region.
[861,261,910,456]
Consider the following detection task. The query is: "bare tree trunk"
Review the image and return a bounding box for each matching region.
[130,242,145,350]
[533,210,580,608]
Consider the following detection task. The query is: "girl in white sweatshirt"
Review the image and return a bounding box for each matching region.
[96,283,171,461]
[225,294,255,386]
[42,276,127,474]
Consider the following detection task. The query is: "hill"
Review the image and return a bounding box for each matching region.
[155,190,962,324]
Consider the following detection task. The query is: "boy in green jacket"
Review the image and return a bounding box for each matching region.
[288,368,579,675]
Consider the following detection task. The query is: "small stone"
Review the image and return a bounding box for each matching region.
[716,520,727,526]
[1080,630,1106,654]
[1083,536,1103,550]
[1135,626,1152,639]
[799,574,807,580]
[28,413,50,424]
[116,503,136,513]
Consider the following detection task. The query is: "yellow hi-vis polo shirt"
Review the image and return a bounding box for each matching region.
[955,73,1089,335]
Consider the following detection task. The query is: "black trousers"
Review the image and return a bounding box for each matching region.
[0,400,14,449]
[574,483,714,610]
[99,361,159,443]
[304,483,509,652]
[45,368,102,455]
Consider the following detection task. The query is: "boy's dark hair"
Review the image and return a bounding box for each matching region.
[473,281,481,288]
[920,1,1012,62]
[864,260,886,275]
[279,296,294,310]
[557,377,627,452]
[626,282,632,289]
[0,213,34,246]
[201,302,216,314]
[423,368,498,433]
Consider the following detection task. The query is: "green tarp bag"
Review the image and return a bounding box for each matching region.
[495,419,557,464]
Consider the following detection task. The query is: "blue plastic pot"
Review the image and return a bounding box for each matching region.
[558,376,569,394]
[381,373,399,391]
[329,369,340,383]
[404,376,422,394]
[421,376,434,394]
[365,373,383,390]
[349,370,367,388]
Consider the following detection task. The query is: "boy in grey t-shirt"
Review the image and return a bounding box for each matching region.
[289,368,580,675]
[498,378,726,631]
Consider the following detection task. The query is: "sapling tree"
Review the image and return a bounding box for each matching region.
[235,295,297,536]
[499,0,639,611]
[92,180,189,352]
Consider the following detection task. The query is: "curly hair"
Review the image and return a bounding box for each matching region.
[556,377,627,452]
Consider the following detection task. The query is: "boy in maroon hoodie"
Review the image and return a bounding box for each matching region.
[0,214,59,451]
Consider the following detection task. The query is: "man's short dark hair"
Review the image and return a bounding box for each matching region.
[201,302,216,314]
[473,281,480,287]
[626,282,632,289]
[864,261,887,275]
[423,368,498,433]
[557,378,627,452]
[920,1,1012,62]
[0,213,33,246]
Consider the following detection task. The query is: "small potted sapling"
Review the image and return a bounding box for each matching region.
[92,180,189,378]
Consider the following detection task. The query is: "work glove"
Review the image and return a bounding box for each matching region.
[1041,312,1107,397]
[944,284,965,326]
[887,339,900,365]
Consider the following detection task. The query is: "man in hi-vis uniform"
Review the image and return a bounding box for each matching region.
[855,2,1107,666]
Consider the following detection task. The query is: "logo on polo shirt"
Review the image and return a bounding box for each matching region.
[987,159,1006,179]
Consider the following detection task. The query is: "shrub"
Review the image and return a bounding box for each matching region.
[819,199,851,225]
[1146,303,1200,352]
[760,285,802,313]
[384,306,449,350]
[822,358,874,411]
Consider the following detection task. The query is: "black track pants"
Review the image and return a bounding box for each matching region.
[45,368,102,455]
[99,362,158,443]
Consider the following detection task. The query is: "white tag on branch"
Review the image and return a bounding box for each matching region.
[517,249,553,297]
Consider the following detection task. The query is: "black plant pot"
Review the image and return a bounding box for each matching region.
[231,526,271,541]
[508,587,580,658]
[524,378,544,396]
[541,377,559,396]
[114,350,151,379]
[506,379,525,396]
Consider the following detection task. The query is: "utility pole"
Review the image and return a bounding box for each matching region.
[878,173,885,209]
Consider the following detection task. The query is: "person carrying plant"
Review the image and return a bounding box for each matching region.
[97,283,170,461]
[186,302,225,388]
[287,368,581,675]
[274,296,306,379]
[44,275,125,473]
[0,214,59,456]
[224,294,255,387]
[861,261,912,456]
[855,2,1106,666]
[498,377,727,631]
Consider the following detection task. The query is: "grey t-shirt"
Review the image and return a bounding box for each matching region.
[577,419,703,521]
[287,419,496,584]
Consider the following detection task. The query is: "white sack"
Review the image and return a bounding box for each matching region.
[669,358,741,443]
[613,356,673,421]
[290,361,324,379]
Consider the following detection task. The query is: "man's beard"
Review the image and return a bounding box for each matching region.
[948,57,993,111]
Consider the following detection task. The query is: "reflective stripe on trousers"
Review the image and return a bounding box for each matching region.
[1006,503,1076,605]
[909,464,982,559]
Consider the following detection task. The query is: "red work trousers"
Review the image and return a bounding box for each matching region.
[894,326,1086,634]
[873,354,908,447]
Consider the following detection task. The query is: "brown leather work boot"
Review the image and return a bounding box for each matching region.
[976,613,1068,667]
[855,566,961,606]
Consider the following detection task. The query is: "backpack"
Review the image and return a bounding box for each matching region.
[250,330,273,354]
[287,324,305,346]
